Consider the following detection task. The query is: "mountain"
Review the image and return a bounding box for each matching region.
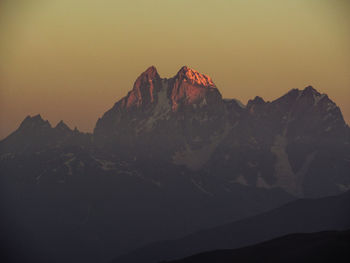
[164,230,350,263]
[0,115,91,154]
[94,66,226,163]
[0,66,349,263]
[94,66,350,197]
[2,66,349,198]
[114,191,350,263]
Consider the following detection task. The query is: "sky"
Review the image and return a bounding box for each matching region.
[0,0,349,139]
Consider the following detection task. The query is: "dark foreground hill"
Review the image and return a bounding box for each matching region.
[114,191,350,263]
[165,230,350,263]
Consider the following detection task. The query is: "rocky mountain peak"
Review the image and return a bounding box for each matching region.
[302,85,318,95]
[19,114,51,130]
[274,86,334,109]
[300,86,329,106]
[281,86,338,114]
[252,96,265,104]
[247,96,266,109]
[94,66,225,145]
[138,66,160,82]
[174,66,216,88]
[119,66,161,110]
[55,120,72,132]
[112,66,222,113]
[169,66,222,111]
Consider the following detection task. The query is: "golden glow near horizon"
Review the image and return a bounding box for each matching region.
[0,0,349,138]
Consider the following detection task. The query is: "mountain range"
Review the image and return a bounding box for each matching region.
[0,66,349,262]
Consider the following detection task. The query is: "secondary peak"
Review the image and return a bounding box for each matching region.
[175,66,215,87]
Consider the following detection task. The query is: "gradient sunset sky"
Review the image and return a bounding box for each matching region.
[1,0,349,139]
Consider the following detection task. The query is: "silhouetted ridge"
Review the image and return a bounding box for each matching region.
[55,120,71,132]
[165,230,350,263]
[302,85,318,94]
[247,96,265,107]
[0,115,89,154]
[114,191,350,263]
[19,114,51,130]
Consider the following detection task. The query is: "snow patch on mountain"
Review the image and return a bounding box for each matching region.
[191,179,212,195]
[295,151,316,188]
[270,134,300,196]
[173,125,230,170]
[64,155,76,175]
[337,183,350,192]
[234,175,248,186]
[94,158,116,171]
[173,143,215,171]
[256,173,272,189]
[313,93,326,106]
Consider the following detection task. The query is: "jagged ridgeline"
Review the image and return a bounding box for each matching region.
[93,66,349,197]
[95,66,350,197]
[0,66,349,263]
[1,66,350,197]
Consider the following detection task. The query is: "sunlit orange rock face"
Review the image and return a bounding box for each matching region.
[170,66,221,111]
[94,65,227,153]
[117,65,222,111]
[120,66,161,109]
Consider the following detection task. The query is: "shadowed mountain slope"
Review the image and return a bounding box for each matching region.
[114,191,350,263]
[165,230,350,263]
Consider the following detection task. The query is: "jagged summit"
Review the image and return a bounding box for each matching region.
[302,85,317,93]
[135,65,216,88]
[16,116,77,135]
[169,66,221,110]
[118,66,161,109]
[21,114,44,123]
[110,66,221,111]
[174,66,216,88]
[95,67,348,146]
[144,65,158,74]
[300,85,328,105]
[136,65,216,87]
[94,66,224,142]
[55,120,72,132]
[247,96,265,108]
[251,96,265,104]
[278,86,334,109]
[1,68,349,200]
[19,114,51,130]
[284,85,317,95]
[275,86,328,106]
[137,65,160,81]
